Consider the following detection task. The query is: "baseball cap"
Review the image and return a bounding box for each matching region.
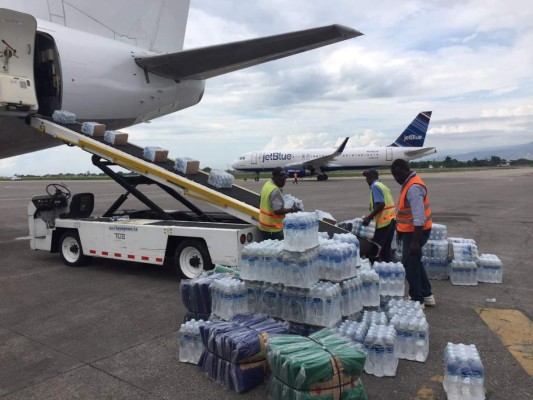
[272,167,288,177]
[363,169,379,178]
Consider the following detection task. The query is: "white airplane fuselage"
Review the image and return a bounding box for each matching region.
[232,146,436,176]
[0,18,205,159]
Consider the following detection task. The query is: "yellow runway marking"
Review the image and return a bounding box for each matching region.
[476,308,533,375]
[413,387,436,399]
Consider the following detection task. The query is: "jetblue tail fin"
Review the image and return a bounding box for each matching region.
[389,111,432,147]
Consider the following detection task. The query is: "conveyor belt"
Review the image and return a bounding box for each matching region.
[30,116,348,236]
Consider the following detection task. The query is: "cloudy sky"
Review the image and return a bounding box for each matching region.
[1,0,532,175]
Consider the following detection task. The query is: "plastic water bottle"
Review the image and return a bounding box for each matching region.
[476,254,503,283]
[450,260,478,286]
[444,343,485,400]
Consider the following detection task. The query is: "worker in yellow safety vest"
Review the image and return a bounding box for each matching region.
[391,159,435,308]
[362,169,397,263]
[258,167,300,241]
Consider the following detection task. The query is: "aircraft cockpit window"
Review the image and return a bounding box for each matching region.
[239,156,245,160]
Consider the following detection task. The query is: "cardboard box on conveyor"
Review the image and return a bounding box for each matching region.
[144,147,169,163]
[175,157,200,174]
[111,132,128,145]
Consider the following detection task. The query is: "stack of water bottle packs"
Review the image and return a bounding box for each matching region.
[422,223,450,280]
[443,343,485,400]
[266,329,367,400]
[373,262,406,297]
[448,238,479,286]
[419,223,504,285]
[207,169,234,188]
[358,267,381,308]
[179,319,212,365]
[283,211,320,252]
[198,315,288,393]
[475,254,503,283]
[386,300,429,363]
[210,276,249,321]
[318,239,359,281]
[180,272,230,321]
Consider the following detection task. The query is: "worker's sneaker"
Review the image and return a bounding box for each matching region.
[424,295,436,306]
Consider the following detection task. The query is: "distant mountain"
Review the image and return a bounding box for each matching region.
[431,142,533,162]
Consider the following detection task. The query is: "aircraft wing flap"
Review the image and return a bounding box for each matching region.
[403,147,436,157]
[135,25,362,80]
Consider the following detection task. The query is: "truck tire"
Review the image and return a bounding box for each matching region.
[59,230,91,267]
[174,239,213,279]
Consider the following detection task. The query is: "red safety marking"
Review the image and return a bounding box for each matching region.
[127,254,135,259]
[141,256,149,261]
[114,253,121,258]
[89,250,96,254]
[156,257,163,263]
[102,251,109,256]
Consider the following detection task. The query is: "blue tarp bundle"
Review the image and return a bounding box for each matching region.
[180,273,228,315]
[198,314,288,393]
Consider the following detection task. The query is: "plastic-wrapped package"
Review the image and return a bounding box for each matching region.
[476,253,503,283]
[80,122,106,136]
[266,329,367,400]
[179,319,212,364]
[103,130,129,145]
[174,157,200,174]
[207,169,234,188]
[352,218,375,239]
[198,315,288,393]
[143,146,169,162]
[283,194,304,211]
[52,110,76,124]
[180,273,230,315]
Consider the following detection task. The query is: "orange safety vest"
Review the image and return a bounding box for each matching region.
[396,174,432,232]
[258,180,285,232]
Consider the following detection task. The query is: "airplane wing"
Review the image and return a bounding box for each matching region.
[286,137,350,170]
[403,147,437,157]
[135,25,363,80]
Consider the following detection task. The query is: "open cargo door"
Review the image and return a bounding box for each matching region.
[0,8,38,114]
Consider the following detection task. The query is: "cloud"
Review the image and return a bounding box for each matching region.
[2,0,533,176]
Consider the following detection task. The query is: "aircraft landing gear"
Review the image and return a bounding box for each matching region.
[317,174,328,181]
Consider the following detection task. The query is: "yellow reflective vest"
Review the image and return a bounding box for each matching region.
[259,180,285,232]
[370,181,397,229]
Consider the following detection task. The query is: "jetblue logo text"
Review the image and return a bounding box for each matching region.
[262,153,292,162]
[404,134,422,141]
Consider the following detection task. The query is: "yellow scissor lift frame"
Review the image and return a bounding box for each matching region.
[31,117,260,225]
[30,117,351,240]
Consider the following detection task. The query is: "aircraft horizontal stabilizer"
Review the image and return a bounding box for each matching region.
[135,25,363,80]
[403,147,436,157]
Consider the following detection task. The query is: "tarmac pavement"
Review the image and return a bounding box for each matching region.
[0,168,531,399]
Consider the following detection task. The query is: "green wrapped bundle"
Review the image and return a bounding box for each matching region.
[266,329,367,400]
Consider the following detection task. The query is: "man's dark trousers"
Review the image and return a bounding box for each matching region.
[401,229,432,302]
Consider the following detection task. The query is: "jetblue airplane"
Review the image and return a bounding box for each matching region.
[231,112,436,181]
[0,1,362,160]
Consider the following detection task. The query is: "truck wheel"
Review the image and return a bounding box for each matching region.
[59,231,91,267]
[174,239,213,278]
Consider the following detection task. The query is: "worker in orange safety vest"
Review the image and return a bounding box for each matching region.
[391,159,435,308]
